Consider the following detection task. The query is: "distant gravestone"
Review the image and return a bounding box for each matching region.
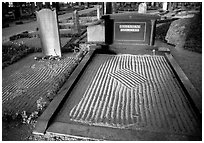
[87,24,105,42]
[138,3,147,13]
[36,9,61,57]
[73,10,81,34]
[162,2,168,11]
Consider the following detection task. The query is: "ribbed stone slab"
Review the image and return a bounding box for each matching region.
[69,54,200,136]
[109,68,147,89]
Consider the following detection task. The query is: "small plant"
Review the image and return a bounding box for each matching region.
[36,97,48,111]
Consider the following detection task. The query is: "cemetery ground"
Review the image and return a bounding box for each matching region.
[2,12,202,141]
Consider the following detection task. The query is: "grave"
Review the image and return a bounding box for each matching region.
[33,11,201,141]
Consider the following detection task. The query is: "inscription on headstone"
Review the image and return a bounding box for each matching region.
[114,22,146,41]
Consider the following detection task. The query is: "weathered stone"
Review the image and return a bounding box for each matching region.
[138,3,147,13]
[36,9,61,57]
[87,24,105,42]
[165,18,191,46]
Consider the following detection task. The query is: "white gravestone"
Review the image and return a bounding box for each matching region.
[138,3,147,13]
[87,24,105,42]
[163,2,168,11]
[36,9,61,57]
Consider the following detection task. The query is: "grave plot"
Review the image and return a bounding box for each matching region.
[33,12,201,141]
[35,54,201,140]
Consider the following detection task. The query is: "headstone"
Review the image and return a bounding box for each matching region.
[162,2,168,11]
[138,3,147,13]
[73,10,81,34]
[87,24,105,42]
[151,2,155,7]
[36,9,61,57]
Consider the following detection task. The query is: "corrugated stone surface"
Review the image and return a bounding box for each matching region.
[69,54,200,136]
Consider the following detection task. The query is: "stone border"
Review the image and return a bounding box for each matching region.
[33,47,96,135]
[164,53,202,117]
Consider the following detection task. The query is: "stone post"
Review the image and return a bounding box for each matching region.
[104,2,112,14]
[36,9,61,57]
[97,5,101,20]
[151,2,155,7]
[163,2,168,11]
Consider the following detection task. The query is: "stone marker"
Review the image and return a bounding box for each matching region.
[73,10,81,34]
[36,9,61,57]
[162,2,168,11]
[138,2,147,13]
[87,24,105,42]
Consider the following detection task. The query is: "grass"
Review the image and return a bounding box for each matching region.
[2,42,41,69]
[183,14,202,53]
